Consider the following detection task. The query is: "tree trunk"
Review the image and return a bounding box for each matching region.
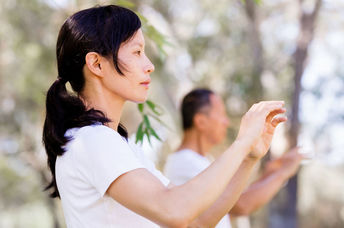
[268,1,322,227]
[244,0,264,104]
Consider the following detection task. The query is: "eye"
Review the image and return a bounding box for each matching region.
[135,50,142,56]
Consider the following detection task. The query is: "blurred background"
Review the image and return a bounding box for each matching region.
[0,0,343,227]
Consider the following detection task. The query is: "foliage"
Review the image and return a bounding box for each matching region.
[135,101,165,145]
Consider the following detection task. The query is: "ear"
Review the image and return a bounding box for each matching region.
[85,52,103,77]
[193,113,208,131]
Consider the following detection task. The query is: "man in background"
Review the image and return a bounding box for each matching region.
[164,88,303,228]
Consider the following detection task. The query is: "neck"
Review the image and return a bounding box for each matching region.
[178,129,214,156]
[81,79,125,132]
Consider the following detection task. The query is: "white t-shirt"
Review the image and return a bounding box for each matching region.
[164,149,232,228]
[56,124,170,228]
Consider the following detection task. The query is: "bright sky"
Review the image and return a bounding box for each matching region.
[301,36,344,165]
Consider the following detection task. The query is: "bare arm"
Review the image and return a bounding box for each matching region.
[107,140,250,227]
[188,157,259,227]
[230,148,303,216]
[106,101,285,227]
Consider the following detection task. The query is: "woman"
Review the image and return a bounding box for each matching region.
[42,5,286,228]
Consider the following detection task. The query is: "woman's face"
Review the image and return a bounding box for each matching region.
[101,29,155,103]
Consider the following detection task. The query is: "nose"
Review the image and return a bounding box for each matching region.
[144,56,155,74]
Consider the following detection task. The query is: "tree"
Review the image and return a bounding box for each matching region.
[269,1,323,227]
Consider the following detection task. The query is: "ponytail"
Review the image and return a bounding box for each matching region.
[42,78,113,198]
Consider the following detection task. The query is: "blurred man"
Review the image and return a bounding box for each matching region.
[164,88,303,228]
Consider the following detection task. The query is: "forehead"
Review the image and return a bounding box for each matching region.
[123,29,145,47]
[209,94,225,111]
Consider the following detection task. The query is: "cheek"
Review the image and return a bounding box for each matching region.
[215,120,227,137]
[117,51,139,75]
[102,74,135,99]
[206,119,224,141]
[208,128,224,144]
[123,75,149,102]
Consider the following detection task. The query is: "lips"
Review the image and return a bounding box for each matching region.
[140,78,151,86]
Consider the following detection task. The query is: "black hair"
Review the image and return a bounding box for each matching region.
[181,88,214,130]
[42,5,141,198]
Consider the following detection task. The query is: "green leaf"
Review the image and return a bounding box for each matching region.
[146,100,155,109]
[149,127,161,141]
[115,0,136,8]
[138,103,144,113]
[241,0,262,5]
[146,100,164,115]
[143,115,151,128]
[145,128,152,145]
[137,12,149,24]
[135,105,171,145]
[147,113,173,132]
[137,12,172,59]
[135,122,144,144]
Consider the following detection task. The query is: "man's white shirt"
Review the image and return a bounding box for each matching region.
[164,149,232,228]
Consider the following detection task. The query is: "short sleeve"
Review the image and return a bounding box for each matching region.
[128,140,170,186]
[71,125,145,196]
[151,168,170,186]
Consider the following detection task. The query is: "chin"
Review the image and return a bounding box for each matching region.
[130,93,148,103]
[136,98,147,103]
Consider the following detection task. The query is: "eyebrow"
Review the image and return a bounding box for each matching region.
[131,41,144,48]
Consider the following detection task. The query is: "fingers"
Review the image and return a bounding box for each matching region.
[267,108,287,123]
[287,147,301,155]
[260,102,285,118]
[246,101,285,117]
[281,147,305,162]
[249,101,284,111]
[271,116,287,127]
[257,101,284,109]
[243,101,287,132]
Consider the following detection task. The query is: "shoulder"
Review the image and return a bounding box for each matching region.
[166,149,201,163]
[76,124,119,138]
[165,149,200,169]
[164,149,209,184]
[66,124,123,144]
[64,124,131,156]
[165,149,210,171]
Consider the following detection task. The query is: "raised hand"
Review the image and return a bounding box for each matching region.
[278,147,304,178]
[236,101,287,159]
[251,104,287,158]
[263,147,304,176]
